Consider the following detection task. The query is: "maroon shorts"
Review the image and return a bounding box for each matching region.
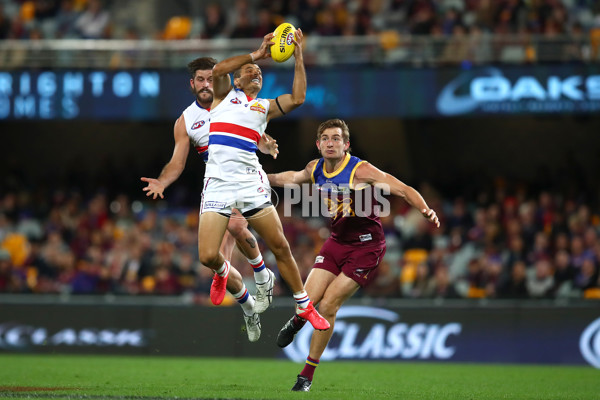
[313,238,386,287]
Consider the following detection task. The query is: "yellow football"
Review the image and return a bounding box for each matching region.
[271,22,296,63]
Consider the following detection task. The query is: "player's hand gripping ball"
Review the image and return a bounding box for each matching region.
[270,23,297,63]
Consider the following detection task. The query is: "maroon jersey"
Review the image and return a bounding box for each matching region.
[311,154,385,246]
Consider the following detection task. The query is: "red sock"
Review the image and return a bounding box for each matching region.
[300,356,319,381]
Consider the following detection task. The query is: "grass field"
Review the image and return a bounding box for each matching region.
[0,354,598,400]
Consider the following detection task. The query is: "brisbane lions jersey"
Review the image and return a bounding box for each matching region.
[311,153,385,246]
[206,87,269,182]
[182,100,210,162]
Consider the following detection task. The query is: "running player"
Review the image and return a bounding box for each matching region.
[268,119,440,391]
[141,57,278,342]
[197,31,330,332]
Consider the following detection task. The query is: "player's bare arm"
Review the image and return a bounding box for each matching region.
[354,162,440,227]
[257,133,279,159]
[268,29,305,120]
[212,33,275,108]
[141,115,189,199]
[268,159,316,187]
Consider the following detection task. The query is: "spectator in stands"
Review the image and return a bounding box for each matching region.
[253,8,276,38]
[526,258,555,298]
[0,4,12,39]
[55,0,80,38]
[202,2,227,39]
[74,0,110,39]
[498,260,529,298]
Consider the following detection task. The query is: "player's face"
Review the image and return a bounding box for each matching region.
[236,64,262,92]
[191,69,213,105]
[317,127,349,159]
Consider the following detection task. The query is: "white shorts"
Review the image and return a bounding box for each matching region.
[200,177,272,216]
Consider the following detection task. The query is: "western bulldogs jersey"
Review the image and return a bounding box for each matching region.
[205,88,270,182]
[311,153,385,245]
[182,100,210,162]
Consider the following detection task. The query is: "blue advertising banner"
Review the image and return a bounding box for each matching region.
[0,65,599,120]
[1,300,599,368]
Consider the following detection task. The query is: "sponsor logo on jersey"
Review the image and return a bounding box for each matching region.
[359,234,372,242]
[246,167,257,174]
[231,98,242,104]
[204,201,226,209]
[257,187,265,193]
[315,256,324,263]
[250,102,266,114]
[191,120,205,130]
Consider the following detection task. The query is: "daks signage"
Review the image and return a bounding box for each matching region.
[282,306,462,362]
[436,67,600,116]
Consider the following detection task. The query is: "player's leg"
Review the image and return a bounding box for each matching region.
[227,209,274,310]
[292,273,359,392]
[246,206,329,330]
[277,268,336,348]
[216,227,260,341]
[198,211,235,306]
[219,229,236,262]
[226,263,261,342]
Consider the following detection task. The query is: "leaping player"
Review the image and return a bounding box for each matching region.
[196,31,330,332]
[141,57,279,342]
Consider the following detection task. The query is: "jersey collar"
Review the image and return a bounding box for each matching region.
[322,153,351,179]
[195,100,210,111]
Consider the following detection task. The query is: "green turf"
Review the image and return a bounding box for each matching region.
[0,354,598,400]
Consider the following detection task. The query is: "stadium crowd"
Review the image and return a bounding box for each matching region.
[1,178,599,301]
[1,0,600,63]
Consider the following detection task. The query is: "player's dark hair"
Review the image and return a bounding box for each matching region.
[187,57,217,78]
[317,119,351,154]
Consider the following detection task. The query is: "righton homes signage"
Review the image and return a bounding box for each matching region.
[0,300,598,367]
[1,65,599,121]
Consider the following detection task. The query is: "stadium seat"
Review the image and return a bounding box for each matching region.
[400,249,428,283]
[583,288,600,299]
[164,16,192,40]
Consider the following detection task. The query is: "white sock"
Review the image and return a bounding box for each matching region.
[215,260,230,277]
[248,254,269,284]
[233,285,255,316]
[294,291,310,309]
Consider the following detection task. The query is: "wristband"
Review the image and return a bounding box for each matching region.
[250,53,255,62]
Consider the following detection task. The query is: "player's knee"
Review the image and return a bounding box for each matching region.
[317,298,339,319]
[198,247,220,268]
[268,236,292,257]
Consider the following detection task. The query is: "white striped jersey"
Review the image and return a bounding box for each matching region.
[205,87,270,182]
[182,100,210,162]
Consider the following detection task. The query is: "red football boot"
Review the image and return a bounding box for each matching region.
[210,263,229,305]
[296,301,330,331]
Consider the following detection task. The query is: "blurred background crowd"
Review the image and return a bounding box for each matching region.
[1,0,600,64]
[1,0,599,40]
[1,176,599,301]
[1,0,600,303]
